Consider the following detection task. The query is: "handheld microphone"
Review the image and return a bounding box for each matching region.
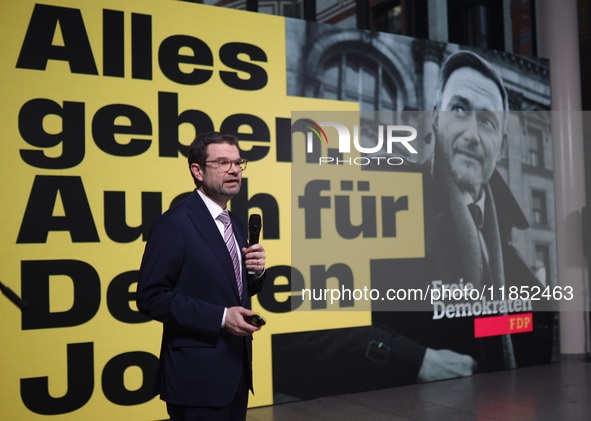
[248,214,262,246]
[248,214,262,276]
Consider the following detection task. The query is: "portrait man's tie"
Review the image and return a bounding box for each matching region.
[218,210,243,299]
[468,202,483,230]
[469,202,490,265]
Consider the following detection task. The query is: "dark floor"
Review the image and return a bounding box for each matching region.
[247,359,591,420]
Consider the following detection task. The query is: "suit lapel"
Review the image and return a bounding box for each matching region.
[185,191,242,301]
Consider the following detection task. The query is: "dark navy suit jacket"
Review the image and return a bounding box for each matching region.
[137,190,265,407]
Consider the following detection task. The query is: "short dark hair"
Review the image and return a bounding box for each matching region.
[188,132,239,166]
[188,132,239,185]
[433,50,509,115]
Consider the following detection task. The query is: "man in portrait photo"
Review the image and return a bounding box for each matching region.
[272,50,555,401]
[372,50,555,382]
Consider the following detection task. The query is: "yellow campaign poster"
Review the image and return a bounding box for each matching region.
[0,0,385,419]
[0,0,558,419]
[0,0,559,420]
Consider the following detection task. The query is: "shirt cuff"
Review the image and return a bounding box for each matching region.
[221,307,227,328]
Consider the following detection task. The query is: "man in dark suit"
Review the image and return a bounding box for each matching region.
[137,131,266,420]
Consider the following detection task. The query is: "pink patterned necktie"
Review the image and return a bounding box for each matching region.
[218,210,243,299]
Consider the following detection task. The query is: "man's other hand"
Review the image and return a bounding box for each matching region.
[224,307,261,336]
[417,348,477,382]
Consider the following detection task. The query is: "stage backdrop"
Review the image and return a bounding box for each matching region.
[0,0,558,419]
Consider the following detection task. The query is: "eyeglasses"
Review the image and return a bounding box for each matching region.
[204,159,248,172]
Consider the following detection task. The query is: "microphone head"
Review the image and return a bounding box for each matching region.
[248,214,262,246]
[249,214,261,229]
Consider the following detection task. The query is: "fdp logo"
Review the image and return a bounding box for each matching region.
[292,118,418,166]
